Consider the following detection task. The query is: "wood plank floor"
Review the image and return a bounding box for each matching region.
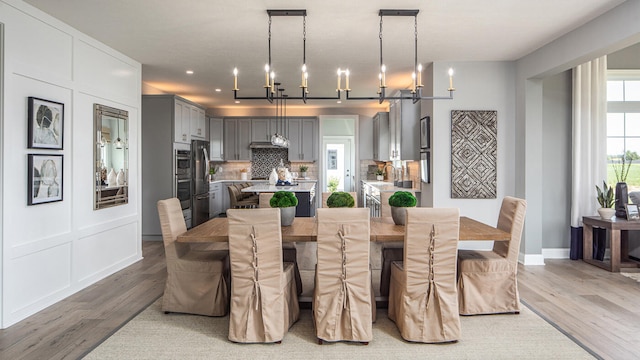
[1,241,639,360]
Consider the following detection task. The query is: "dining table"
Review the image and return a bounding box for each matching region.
[177,216,510,243]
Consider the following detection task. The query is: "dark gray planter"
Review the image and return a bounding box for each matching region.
[279,206,296,226]
[391,206,410,225]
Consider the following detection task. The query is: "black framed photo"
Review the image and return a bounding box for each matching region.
[420,115,430,149]
[626,204,640,220]
[28,154,63,205]
[28,97,64,149]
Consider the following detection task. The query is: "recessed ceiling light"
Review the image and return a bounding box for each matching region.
[186,70,194,75]
[235,100,240,104]
[215,88,222,92]
[337,100,342,104]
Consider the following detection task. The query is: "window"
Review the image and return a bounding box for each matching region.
[607,70,640,190]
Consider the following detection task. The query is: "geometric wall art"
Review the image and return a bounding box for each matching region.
[451,110,497,199]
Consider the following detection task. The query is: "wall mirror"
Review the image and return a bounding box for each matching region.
[94,103,129,209]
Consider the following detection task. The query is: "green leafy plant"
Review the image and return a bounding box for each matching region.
[375,168,384,176]
[388,191,417,207]
[269,191,298,208]
[595,180,614,208]
[327,176,340,193]
[326,192,355,208]
[299,165,309,173]
[611,151,640,183]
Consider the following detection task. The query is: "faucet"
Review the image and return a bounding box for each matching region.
[382,163,397,182]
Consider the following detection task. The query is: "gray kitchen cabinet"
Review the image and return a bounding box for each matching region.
[288,117,317,162]
[190,107,206,140]
[373,111,389,161]
[388,90,420,160]
[251,118,279,142]
[223,118,251,160]
[141,94,206,238]
[174,97,206,144]
[209,117,223,161]
[209,182,223,218]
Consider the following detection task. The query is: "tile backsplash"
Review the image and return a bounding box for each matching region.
[210,148,317,180]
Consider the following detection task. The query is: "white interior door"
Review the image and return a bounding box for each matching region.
[322,137,354,193]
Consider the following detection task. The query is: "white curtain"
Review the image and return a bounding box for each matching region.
[571,56,608,228]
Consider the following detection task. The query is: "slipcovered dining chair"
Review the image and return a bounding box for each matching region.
[228,185,258,209]
[457,196,527,315]
[258,192,303,296]
[313,208,374,344]
[321,192,358,208]
[227,208,300,343]
[379,190,416,297]
[388,207,461,343]
[157,198,229,316]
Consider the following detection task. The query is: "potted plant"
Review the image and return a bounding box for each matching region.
[595,180,615,220]
[611,151,639,217]
[269,191,299,226]
[299,165,309,178]
[326,192,355,208]
[327,176,340,193]
[388,191,417,225]
[239,168,248,180]
[375,168,384,181]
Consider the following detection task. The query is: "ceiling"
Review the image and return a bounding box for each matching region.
[24,0,627,110]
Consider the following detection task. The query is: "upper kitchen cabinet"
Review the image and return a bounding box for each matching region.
[251,118,279,142]
[209,117,223,161]
[174,97,207,144]
[388,90,420,160]
[190,107,206,140]
[373,112,389,161]
[223,118,251,161]
[288,117,317,162]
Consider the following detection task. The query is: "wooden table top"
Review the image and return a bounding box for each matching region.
[177,216,510,243]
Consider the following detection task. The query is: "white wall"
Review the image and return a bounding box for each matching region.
[0,0,142,327]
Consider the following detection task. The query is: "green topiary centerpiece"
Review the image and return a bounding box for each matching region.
[388,191,417,225]
[326,192,355,208]
[270,191,298,226]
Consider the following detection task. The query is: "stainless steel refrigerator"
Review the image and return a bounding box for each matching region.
[191,139,210,227]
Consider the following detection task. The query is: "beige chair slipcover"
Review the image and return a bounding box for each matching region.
[258,192,303,296]
[227,208,300,343]
[313,208,373,343]
[379,191,416,297]
[321,192,358,208]
[457,196,527,315]
[157,198,229,316]
[228,185,258,209]
[388,207,461,343]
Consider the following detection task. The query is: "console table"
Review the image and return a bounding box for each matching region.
[582,216,640,272]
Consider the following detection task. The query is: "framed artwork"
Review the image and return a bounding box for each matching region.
[420,116,430,149]
[28,97,64,149]
[626,204,640,220]
[327,149,337,170]
[28,154,63,205]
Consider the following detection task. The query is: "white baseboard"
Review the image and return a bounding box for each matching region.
[520,253,545,265]
[542,248,570,259]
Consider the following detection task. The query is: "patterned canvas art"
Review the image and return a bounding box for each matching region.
[451,110,497,199]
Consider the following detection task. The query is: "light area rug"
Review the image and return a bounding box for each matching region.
[84,299,594,360]
[621,272,640,282]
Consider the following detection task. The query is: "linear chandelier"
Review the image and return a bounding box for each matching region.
[232,9,455,104]
[233,9,340,104]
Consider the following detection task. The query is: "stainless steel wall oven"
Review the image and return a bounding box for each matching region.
[174,148,192,227]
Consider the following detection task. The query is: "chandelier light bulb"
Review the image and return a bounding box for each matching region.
[345,69,350,90]
[448,68,455,91]
[264,64,270,87]
[233,67,238,90]
[337,68,342,91]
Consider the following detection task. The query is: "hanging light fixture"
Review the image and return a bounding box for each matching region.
[232,9,340,104]
[270,83,290,147]
[113,118,124,149]
[339,9,456,104]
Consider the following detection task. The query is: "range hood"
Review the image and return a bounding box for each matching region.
[250,141,285,149]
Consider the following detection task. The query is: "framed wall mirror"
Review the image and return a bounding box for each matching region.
[94,103,129,209]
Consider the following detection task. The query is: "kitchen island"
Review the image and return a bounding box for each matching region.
[241,181,317,217]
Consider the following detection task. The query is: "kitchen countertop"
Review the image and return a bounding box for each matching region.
[240,182,316,193]
[361,180,420,193]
